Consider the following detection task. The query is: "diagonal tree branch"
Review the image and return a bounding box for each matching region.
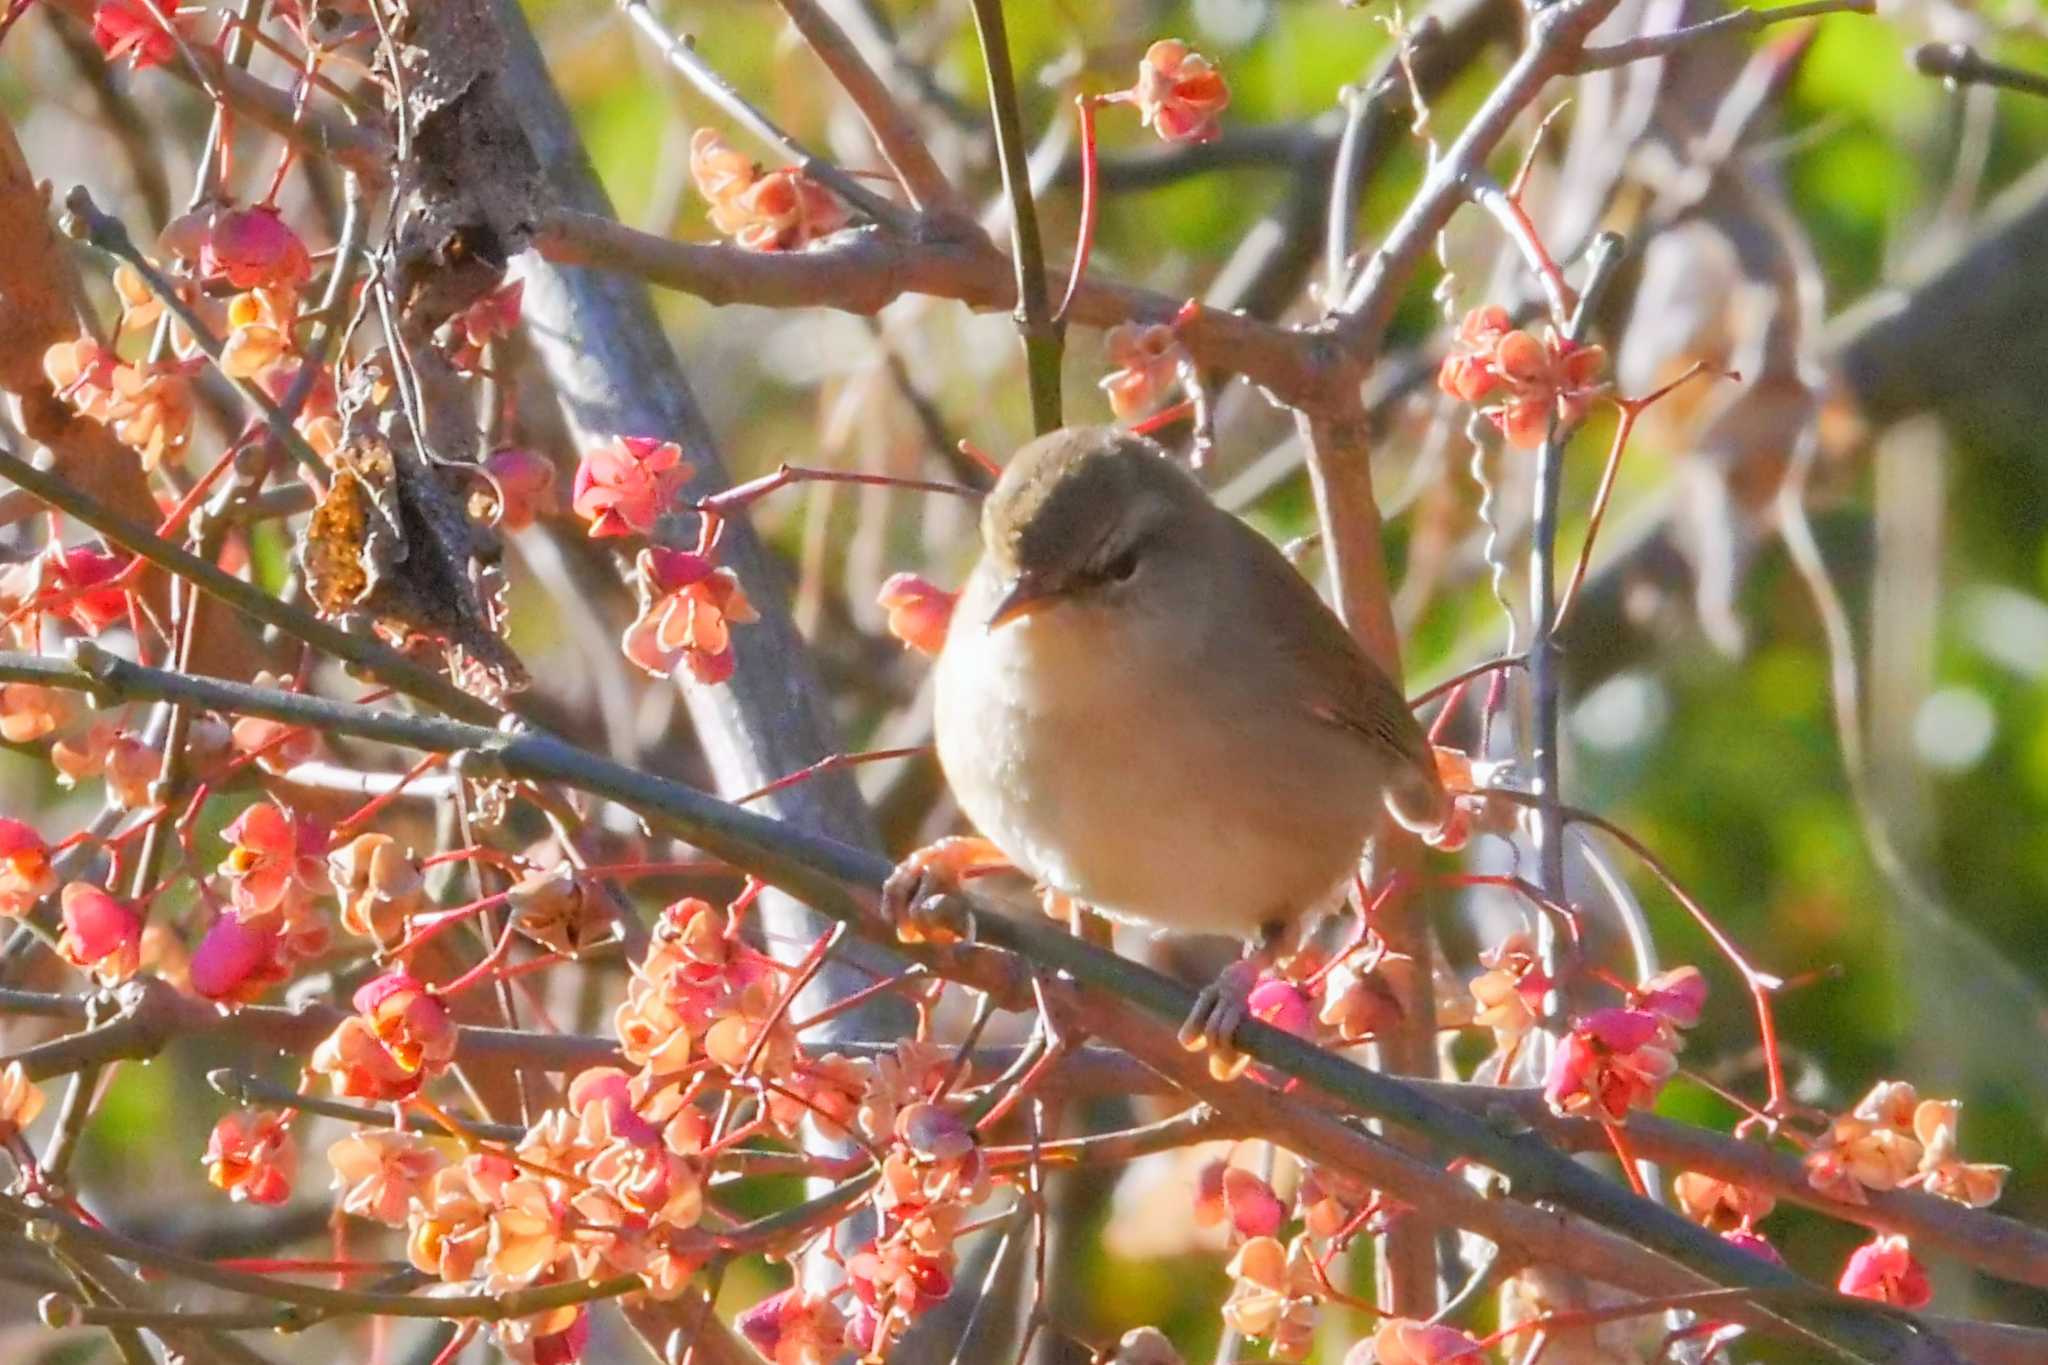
[0,644,1969,1365]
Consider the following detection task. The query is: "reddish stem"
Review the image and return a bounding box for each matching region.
[1053,94,1101,324]
[1521,794,1793,1118]
[734,746,929,807]
[1603,1118,1650,1198]
[435,908,524,997]
[694,464,982,520]
[788,968,933,1035]
[389,891,512,961]
[956,439,1003,479]
[329,752,446,838]
[1552,362,1730,632]
[1128,398,1196,438]
[1426,678,1471,746]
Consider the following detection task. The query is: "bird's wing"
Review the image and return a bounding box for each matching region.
[1222,513,1447,825]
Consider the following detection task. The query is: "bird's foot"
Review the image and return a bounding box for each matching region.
[879,836,1010,945]
[1178,956,1263,1081]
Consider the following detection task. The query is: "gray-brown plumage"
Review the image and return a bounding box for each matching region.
[930,427,1448,945]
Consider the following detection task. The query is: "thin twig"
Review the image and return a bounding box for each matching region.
[616,0,910,231]
[964,0,1063,435]
[0,441,501,725]
[771,0,963,215]
[1912,42,2048,100]
[1525,232,1625,948]
[1334,0,1626,363]
[1579,0,1875,72]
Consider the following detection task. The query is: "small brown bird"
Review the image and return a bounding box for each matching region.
[889,427,1449,1052]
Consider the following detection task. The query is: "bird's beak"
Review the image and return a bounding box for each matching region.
[987,573,1062,630]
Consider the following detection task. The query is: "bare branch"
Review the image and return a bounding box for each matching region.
[964,0,1062,434]
[1578,0,1876,73]
[530,207,1328,407]
[773,0,964,216]
[616,0,912,231]
[1912,43,2048,99]
[1333,0,1625,363]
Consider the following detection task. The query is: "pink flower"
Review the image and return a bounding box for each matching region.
[189,913,286,1002]
[1468,931,1550,1044]
[1099,322,1185,420]
[354,970,457,1073]
[571,436,689,538]
[313,1018,421,1102]
[1346,1318,1483,1364]
[105,359,196,468]
[327,832,424,947]
[1723,1228,1785,1265]
[847,1236,952,1327]
[566,1067,662,1148]
[408,1161,493,1282]
[91,0,179,69]
[690,129,849,252]
[621,548,759,684]
[737,1287,848,1365]
[159,204,312,291]
[1221,1165,1286,1240]
[1638,964,1708,1029]
[1318,954,1406,1043]
[0,820,57,918]
[876,573,955,656]
[1220,1234,1319,1357]
[58,882,141,985]
[328,1129,443,1225]
[229,672,318,773]
[481,447,558,532]
[484,1176,568,1289]
[1544,1006,1677,1122]
[1436,306,1606,450]
[219,289,295,383]
[1436,306,1515,404]
[219,800,326,921]
[689,128,758,205]
[1673,1170,1774,1229]
[1912,1098,2010,1208]
[1838,1234,1931,1309]
[1129,41,1230,144]
[1,683,75,745]
[43,337,119,420]
[50,723,154,806]
[205,1109,297,1205]
[49,546,131,636]
[448,281,525,368]
[1246,976,1314,1038]
[213,207,311,290]
[520,1308,591,1365]
[0,1062,44,1142]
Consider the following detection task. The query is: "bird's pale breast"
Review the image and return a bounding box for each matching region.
[934,564,1379,940]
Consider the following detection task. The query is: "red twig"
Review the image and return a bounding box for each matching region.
[1552,362,1732,631]
[1535,796,1794,1120]
[1053,94,1101,324]
[693,464,982,520]
[733,746,929,807]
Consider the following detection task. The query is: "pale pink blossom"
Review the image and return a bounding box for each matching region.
[571,436,688,538]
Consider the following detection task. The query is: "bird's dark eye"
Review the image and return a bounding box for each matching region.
[1100,546,1140,583]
